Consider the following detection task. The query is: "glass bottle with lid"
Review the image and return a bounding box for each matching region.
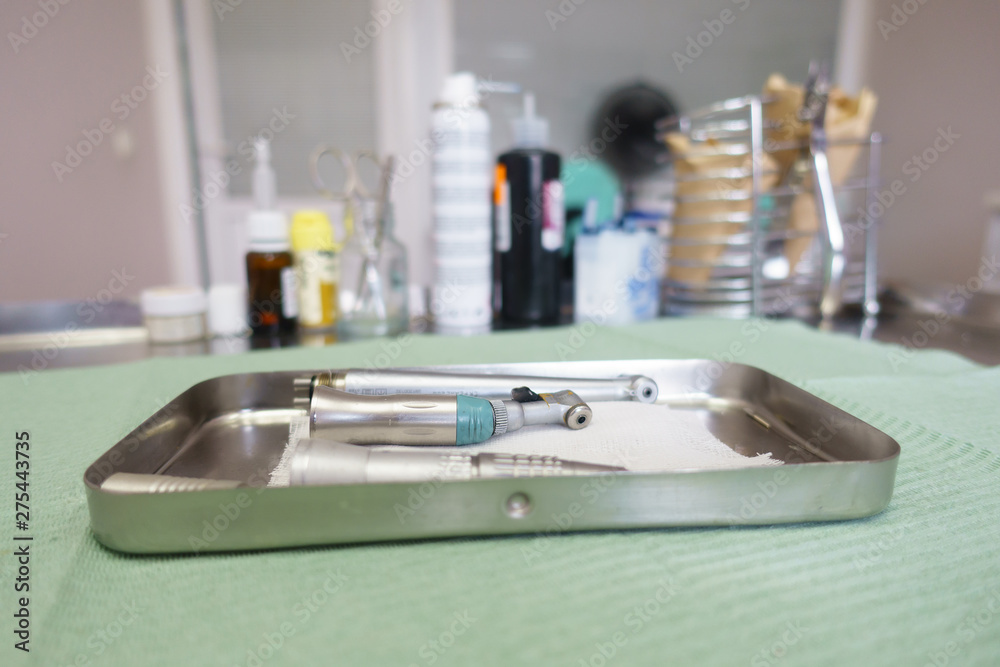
[337,198,409,339]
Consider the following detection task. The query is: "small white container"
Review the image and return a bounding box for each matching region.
[207,283,249,337]
[141,286,208,343]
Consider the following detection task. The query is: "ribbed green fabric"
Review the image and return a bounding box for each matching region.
[1,318,997,666]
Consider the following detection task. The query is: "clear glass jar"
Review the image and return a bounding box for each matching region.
[337,199,409,338]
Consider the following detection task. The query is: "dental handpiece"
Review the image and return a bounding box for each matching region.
[290,439,625,486]
[300,369,658,404]
[309,385,592,446]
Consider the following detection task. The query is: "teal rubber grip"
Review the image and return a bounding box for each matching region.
[455,395,496,445]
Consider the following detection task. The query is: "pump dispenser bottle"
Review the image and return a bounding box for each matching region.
[494,93,564,326]
[245,138,297,337]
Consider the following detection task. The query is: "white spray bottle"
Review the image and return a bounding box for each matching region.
[430,72,493,334]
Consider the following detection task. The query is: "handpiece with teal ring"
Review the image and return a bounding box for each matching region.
[309,385,591,446]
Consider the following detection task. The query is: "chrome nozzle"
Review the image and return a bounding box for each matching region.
[493,388,592,433]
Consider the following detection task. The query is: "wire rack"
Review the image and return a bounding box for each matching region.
[659,95,881,319]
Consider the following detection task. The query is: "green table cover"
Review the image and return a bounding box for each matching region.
[2,318,998,666]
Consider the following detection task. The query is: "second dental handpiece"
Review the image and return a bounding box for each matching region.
[290,439,623,486]
[309,385,592,446]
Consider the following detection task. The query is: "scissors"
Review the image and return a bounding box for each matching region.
[308,146,384,202]
[309,146,395,321]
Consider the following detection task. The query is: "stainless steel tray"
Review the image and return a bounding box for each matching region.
[84,360,900,554]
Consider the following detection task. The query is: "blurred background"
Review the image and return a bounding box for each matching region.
[3,0,999,303]
[0,0,1000,366]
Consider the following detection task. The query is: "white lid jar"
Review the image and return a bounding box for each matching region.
[140,286,208,343]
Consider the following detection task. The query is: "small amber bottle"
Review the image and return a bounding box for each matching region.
[246,211,297,337]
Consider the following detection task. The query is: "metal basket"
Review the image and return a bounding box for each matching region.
[659,94,881,319]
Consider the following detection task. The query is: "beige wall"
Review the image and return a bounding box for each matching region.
[0,0,172,304]
[863,0,1000,286]
[2,1,995,305]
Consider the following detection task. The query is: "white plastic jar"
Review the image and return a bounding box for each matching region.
[140,286,208,343]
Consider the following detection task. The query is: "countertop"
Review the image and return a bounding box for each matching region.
[3,289,1000,375]
[0,317,998,665]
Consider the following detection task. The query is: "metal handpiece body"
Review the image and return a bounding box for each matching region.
[305,369,658,404]
[290,439,624,486]
[309,385,591,446]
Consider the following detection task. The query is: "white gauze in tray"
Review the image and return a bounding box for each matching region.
[269,402,780,487]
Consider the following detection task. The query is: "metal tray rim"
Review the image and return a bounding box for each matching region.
[84,359,901,553]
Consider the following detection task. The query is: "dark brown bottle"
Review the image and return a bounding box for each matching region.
[246,212,298,337]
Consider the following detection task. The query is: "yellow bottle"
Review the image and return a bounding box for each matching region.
[290,210,341,330]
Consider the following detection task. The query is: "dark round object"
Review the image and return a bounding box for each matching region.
[590,82,678,180]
